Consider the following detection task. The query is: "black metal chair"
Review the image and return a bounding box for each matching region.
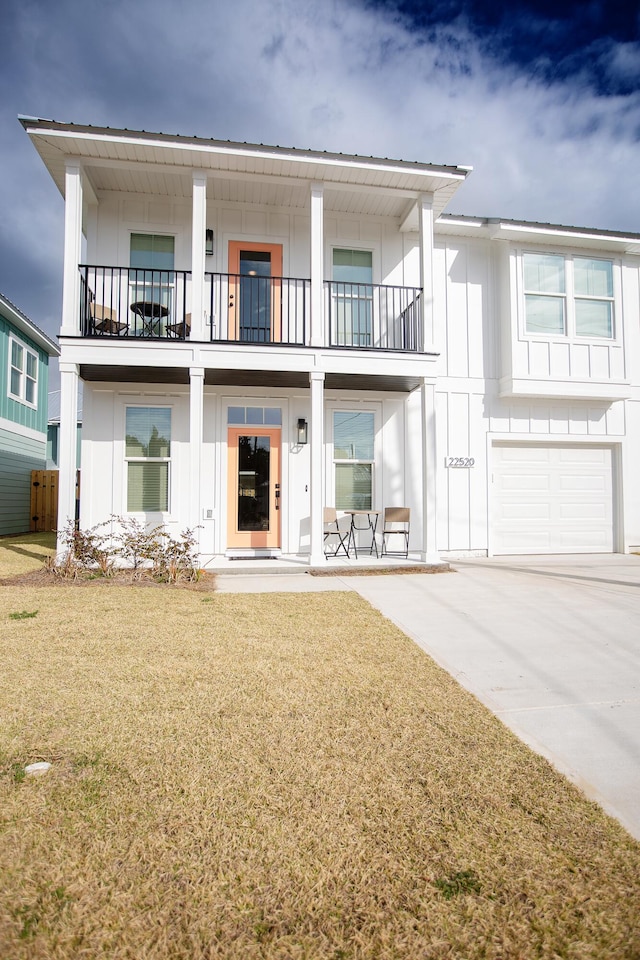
[381,507,410,558]
[323,507,350,558]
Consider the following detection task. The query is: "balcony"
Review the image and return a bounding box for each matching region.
[79,266,423,352]
[81,266,192,340]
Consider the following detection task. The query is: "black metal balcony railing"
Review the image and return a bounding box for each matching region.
[78,267,423,352]
[207,272,308,345]
[325,282,422,351]
[80,266,191,339]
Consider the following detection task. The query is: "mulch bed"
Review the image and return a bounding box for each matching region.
[0,568,217,590]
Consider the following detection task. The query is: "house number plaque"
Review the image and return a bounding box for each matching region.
[445,457,475,468]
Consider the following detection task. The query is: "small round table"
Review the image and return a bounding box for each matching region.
[344,509,380,559]
[130,301,169,337]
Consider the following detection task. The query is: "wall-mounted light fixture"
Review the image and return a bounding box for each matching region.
[205,229,214,256]
[297,418,308,444]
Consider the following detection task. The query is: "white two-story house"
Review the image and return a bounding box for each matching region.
[21,116,640,563]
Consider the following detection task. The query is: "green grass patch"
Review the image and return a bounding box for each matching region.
[8,610,38,620]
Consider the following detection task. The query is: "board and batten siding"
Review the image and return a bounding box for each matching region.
[0,427,47,535]
[0,313,49,434]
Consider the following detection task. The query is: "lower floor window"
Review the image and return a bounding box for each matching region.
[125,407,171,511]
[333,411,374,509]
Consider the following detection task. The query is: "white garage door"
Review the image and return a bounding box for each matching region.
[492,443,614,554]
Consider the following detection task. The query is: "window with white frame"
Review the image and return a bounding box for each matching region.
[333,411,374,509]
[331,249,373,346]
[129,234,175,321]
[125,407,171,512]
[8,337,38,406]
[523,252,614,339]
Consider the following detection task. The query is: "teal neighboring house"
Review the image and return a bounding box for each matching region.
[0,292,60,535]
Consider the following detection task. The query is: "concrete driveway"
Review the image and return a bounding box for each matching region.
[348,555,640,840]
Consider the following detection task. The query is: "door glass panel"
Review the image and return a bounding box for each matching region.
[239,250,271,343]
[332,249,373,346]
[238,435,271,531]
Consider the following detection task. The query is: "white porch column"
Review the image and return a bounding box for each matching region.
[189,367,205,551]
[310,182,324,347]
[420,376,440,563]
[309,370,325,564]
[57,362,80,557]
[418,193,435,353]
[61,163,83,336]
[190,171,207,340]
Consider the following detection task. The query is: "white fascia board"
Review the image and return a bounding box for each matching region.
[31,126,468,187]
[494,222,640,251]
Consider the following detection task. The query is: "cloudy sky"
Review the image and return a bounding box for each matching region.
[1,0,639,361]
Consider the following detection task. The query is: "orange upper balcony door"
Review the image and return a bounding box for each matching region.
[227,426,281,549]
[228,242,283,343]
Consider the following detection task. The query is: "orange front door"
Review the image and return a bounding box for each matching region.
[227,426,281,549]
[228,241,283,343]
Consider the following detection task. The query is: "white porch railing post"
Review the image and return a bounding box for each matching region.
[420,376,440,563]
[418,193,435,353]
[57,362,80,558]
[310,183,324,347]
[61,163,83,336]
[189,366,205,556]
[190,171,207,340]
[309,370,325,564]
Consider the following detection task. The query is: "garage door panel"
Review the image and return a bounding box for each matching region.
[502,503,551,520]
[559,475,609,493]
[492,443,614,555]
[558,502,608,520]
[501,475,550,491]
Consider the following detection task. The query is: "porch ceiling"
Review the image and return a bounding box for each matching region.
[78,365,422,392]
[22,118,469,221]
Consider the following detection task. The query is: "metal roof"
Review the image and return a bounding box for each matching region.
[19,117,470,221]
[436,214,640,254]
[0,292,59,356]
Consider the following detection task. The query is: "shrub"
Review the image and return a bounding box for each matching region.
[48,517,200,584]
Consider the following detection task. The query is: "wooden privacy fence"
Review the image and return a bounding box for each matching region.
[30,470,81,533]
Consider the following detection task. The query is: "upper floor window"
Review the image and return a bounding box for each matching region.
[523,253,614,339]
[9,337,38,407]
[130,234,174,270]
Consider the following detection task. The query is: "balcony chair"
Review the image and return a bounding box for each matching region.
[167,313,191,338]
[381,507,410,558]
[323,507,350,558]
[90,302,128,334]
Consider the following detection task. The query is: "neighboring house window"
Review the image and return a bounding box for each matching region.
[125,407,171,512]
[524,253,614,338]
[333,411,374,509]
[8,337,38,406]
[331,248,373,346]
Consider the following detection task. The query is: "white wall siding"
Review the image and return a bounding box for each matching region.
[434,240,494,380]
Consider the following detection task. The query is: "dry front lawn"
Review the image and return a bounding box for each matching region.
[0,572,639,956]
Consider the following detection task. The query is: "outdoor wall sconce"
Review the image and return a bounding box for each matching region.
[205,229,214,256]
[297,418,308,444]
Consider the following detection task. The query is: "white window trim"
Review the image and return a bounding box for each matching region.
[328,405,379,511]
[8,335,38,408]
[520,249,618,342]
[124,404,172,515]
